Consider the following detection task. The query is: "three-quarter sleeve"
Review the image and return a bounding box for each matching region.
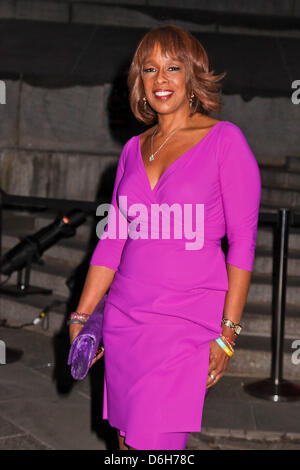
[89,140,129,272]
[217,123,261,271]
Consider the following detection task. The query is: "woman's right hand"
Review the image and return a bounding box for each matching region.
[69,323,84,345]
[69,322,105,368]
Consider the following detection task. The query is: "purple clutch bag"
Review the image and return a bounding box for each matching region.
[67,294,107,380]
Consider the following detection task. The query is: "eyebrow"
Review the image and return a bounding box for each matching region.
[143,57,182,66]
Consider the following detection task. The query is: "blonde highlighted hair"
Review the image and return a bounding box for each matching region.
[127,24,226,125]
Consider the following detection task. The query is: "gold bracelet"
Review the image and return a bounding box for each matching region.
[220,335,235,353]
[221,318,242,336]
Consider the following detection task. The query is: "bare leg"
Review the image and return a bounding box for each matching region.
[117,429,129,450]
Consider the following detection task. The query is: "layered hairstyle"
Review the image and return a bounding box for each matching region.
[127,24,226,125]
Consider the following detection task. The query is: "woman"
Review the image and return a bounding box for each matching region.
[69,24,261,450]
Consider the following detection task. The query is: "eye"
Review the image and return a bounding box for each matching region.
[143,66,181,73]
[143,67,155,73]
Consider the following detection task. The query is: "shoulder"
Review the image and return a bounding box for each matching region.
[216,121,259,167]
[121,126,157,154]
[122,127,154,149]
[216,121,253,154]
[122,135,137,150]
[218,121,249,144]
[119,134,138,161]
[118,131,148,166]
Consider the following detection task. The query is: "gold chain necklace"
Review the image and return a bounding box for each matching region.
[149,122,188,162]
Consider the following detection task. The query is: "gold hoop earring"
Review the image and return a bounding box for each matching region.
[189,92,195,109]
[143,96,147,112]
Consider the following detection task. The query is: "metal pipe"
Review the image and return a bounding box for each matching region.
[244,208,300,401]
[271,208,290,386]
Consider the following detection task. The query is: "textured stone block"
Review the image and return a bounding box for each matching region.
[0,80,19,148]
[72,0,146,4]
[71,2,215,33]
[47,153,118,201]
[0,149,48,197]
[19,82,124,154]
[287,156,300,170]
[148,0,294,17]
[0,147,119,201]
[16,0,68,22]
[218,94,300,164]
[0,0,15,18]
[72,4,157,28]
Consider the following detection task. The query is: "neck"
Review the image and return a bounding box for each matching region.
[155,107,193,136]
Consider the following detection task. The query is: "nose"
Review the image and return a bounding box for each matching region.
[155,67,168,84]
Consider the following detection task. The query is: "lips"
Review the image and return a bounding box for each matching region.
[154,90,173,96]
[153,90,174,100]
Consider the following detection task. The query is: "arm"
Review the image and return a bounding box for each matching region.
[207,123,261,387]
[89,140,129,271]
[221,263,252,342]
[220,124,261,333]
[74,265,115,316]
[69,265,115,345]
[207,265,252,389]
[69,140,130,344]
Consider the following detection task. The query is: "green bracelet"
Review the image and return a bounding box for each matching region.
[67,319,85,326]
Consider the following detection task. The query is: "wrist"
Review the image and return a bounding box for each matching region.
[221,325,237,340]
[68,320,85,327]
[215,337,234,357]
[221,317,242,336]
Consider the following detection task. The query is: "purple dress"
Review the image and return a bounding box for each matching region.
[89,121,261,449]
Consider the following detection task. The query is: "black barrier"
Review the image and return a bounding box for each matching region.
[244,208,300,401]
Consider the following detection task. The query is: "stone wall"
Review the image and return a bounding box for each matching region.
[0,78,299,201]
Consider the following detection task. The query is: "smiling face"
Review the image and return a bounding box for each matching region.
[141,42,190,117]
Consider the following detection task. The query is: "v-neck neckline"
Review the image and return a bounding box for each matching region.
[137,121,224,193]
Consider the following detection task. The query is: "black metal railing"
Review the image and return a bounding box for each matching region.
[1,189,300,401]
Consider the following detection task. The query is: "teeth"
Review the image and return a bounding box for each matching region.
[155,91,173,96]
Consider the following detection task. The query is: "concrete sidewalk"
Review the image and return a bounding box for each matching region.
[0,325,300,450]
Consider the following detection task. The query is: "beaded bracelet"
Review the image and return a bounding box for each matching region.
[69,312,91,322]
[222,335,235,346]
[215,337,234,357]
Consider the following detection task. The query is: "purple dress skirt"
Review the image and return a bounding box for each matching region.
[90,121,261,450]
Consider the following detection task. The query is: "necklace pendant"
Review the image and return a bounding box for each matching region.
[149,154,154,162]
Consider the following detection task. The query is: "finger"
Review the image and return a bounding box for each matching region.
[90,349,104,367]
[207,368,226,388]
[91,351,104,366]
[207,365,224,386]
[206,375,219,389]
[209,371,224,388]
[206,369,218,388]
